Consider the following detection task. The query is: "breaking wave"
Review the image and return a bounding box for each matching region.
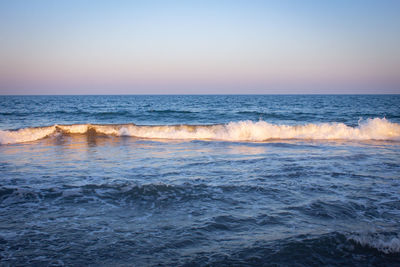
[1,118,399,144]
[348,232,400,254]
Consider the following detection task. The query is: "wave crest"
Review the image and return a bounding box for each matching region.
[348,232,400,254]
[1,118,399,144]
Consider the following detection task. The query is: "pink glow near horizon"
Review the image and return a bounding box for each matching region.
[0,1,399,94]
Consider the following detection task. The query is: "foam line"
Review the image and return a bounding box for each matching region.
[0,118,399,144]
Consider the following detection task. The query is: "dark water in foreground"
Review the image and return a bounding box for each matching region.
[0,95,400,266]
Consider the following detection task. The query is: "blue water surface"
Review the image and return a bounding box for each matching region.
[0,95,399,266]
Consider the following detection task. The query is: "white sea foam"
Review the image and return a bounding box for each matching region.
[348,233,400,254]
[0,125,56,144]
[0,118,399,144]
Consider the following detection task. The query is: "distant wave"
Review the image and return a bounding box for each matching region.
[1,118,399,144]
[149,109,195,114]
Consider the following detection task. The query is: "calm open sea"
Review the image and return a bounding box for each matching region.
[1,95,400,266]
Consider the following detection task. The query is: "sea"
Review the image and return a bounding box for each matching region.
[0,95,400,266]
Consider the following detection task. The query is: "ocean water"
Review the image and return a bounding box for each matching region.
[0,95,400,266]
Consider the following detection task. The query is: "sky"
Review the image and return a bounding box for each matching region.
[0,0,399,94]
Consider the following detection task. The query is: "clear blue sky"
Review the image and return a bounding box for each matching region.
[0,0,399,94]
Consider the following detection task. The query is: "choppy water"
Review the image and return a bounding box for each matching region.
[1,95,400,266]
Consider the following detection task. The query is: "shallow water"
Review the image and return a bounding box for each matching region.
[0,95,400,266]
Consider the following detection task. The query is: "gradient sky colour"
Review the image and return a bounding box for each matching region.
[0,0,399,94]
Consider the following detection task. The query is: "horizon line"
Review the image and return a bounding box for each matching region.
[1,93,399,96]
